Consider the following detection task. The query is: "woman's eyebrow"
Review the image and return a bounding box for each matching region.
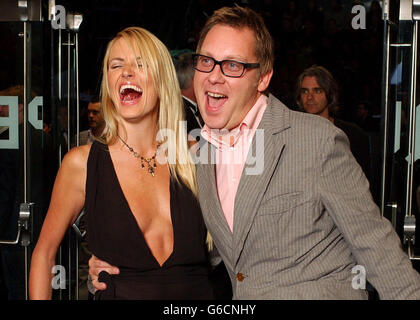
[109,57,124,63]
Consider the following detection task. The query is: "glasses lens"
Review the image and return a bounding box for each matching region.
[221,60,244,77]
[196,55,214,72]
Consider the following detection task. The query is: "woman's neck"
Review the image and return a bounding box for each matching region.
[117,118,160,157]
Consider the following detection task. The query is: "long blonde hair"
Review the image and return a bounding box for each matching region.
[100,27,197,195]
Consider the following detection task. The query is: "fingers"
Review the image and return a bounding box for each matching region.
[88,255,120,292]
[91,277,107,292]
[89,255,120,276]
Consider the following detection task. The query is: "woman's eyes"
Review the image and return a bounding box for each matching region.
[109,63,142,69]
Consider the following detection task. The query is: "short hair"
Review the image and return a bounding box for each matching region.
[295,65,340,116]
[174,52,195,90]
[196,5,274,76]
[89,94,101,104]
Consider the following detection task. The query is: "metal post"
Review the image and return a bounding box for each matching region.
[67,31,70,153]
[75,32,80,299]
[22,21,29,301]
[380,19,391,216]
[405,21,418,219]
[76,33,80,148]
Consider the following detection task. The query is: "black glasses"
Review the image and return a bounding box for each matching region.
[192,54,260,78]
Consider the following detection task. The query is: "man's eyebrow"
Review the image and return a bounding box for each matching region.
[199,51,248,61]
[301,86,323,90]
[223,55,247,61]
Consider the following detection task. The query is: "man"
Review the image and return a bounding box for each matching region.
[78,96,105,146]
[90,5,420,299]
[174,52,203,133]
[175,53,232,299]
[295,65,371,186]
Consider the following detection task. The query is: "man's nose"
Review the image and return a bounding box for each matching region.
[208,64,225,84]
[306,91,314,100]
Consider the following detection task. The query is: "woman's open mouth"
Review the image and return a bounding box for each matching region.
[119,84,143,105]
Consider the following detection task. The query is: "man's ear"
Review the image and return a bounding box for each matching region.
[257,69,273,93]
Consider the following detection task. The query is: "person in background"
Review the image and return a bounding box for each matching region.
[78,95,106,146]
[295,65,372,184]
[174,52,203,133]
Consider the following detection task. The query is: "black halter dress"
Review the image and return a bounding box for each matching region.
[85,141,214,300]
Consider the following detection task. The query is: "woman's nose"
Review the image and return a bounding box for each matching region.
[122,64,134,78]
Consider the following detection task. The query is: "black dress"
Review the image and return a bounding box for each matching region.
[86,141,214,300]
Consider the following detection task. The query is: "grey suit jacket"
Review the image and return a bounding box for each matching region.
[196,94,420,299]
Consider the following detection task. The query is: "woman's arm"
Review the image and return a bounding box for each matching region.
[29,145,90,299]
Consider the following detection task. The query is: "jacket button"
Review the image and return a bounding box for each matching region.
[236,273,245,282]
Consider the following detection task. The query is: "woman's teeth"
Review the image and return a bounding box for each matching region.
[120,84,142,95]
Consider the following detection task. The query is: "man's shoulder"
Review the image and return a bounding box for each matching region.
[266,94,338,135]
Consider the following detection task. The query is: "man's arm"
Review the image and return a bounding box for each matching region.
[318,128,420,299]
[88,255,120,293]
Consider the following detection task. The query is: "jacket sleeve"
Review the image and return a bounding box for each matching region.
[317,127,420,299]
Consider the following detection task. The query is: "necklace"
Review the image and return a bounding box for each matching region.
[118,136,161,177]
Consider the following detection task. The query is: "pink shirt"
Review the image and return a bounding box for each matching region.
[201,95,267,232]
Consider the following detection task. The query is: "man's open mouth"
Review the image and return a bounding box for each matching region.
[206,91,228,111]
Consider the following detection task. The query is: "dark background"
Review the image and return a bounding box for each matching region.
[57,0,383,131]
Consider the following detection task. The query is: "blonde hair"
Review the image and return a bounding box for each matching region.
[100,27,197,195]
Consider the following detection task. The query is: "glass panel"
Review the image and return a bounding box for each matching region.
[411,21,420,267]
[0,21,26,300]
[50,28,82,301]
[0,20,54,300]
[382,3,420,270]
[384,20,414,238]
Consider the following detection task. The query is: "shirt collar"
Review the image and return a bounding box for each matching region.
[183,96,198,111]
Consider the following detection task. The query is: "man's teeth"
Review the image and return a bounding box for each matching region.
[120,84,143,94]
[207,92,226,99]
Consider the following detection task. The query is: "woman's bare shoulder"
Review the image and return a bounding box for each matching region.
[61,144,92,171]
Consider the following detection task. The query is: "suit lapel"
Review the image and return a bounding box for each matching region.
[232,95,291,266]
[197,142,233,267]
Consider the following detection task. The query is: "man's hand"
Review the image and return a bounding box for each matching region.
[88,255,120,292]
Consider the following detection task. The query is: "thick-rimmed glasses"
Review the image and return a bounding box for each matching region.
[192,54,260,78]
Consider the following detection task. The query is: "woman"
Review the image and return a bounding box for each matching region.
[29,27,214,300]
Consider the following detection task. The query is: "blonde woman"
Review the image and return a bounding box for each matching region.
[29,27,214,300]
